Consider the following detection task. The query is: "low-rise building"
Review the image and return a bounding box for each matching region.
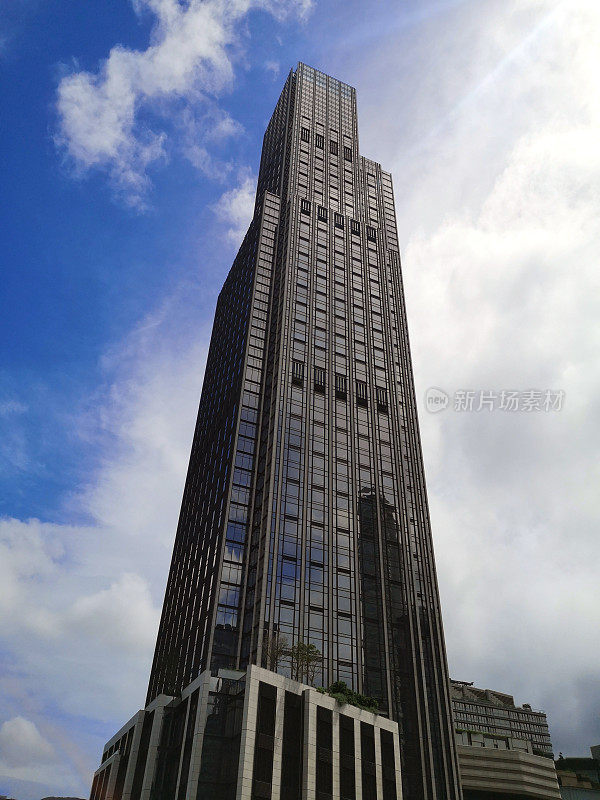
[555,747,600,800]
[90,665,402,800]
[457,738,561,800]
[451,680,560,800]
[451,679,553,758]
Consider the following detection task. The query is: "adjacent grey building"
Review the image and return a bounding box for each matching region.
[90,62,462,800]
[451,680,553,758]
[450,681,560,800]
[556,748,600,800]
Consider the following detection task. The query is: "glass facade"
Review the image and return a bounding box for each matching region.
[147,62,461,800]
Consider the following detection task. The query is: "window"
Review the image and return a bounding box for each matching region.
[334,213,344,229]
[300,126,310,143]
[316,707,333,795]
[356,380,368,406]
[361,722,377,800]
[218,586,240,606]
[300,198,311,215]
[253,683,276,788]
[314,366,326,393]
[292,360,304,385]
[350,219,360,236]
[281,692,303,797]
[376,386,388,411]
[330,139,339,155]
[343,145,353,162]
[381,729,397,800]
[366,225,376,242]
[335,374,347,398]
[317,205,328,221]
[315,133,324,149]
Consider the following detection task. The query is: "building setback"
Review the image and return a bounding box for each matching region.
[90,62,462,800]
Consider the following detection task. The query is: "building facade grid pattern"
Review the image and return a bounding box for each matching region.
[145,62,461,800]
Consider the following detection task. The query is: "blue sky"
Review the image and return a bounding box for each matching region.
[1,1,599,797]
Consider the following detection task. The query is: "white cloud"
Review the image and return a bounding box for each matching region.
[68,574,159,654]
[0,717,55,768]
[349,0,600,754]
[0,520,65,638]
[0,717,81,793]
[0,400,27,417]
[264,59,280,76]
[0,519,159,652]
[180,104,243,179]
[0,397,29,475]
[213,167,256,244]
[0,298,213,794]
[56,0,311,206]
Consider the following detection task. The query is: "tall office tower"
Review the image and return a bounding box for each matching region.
[101,63,461,800]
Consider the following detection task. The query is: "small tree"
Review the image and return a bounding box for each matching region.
[263,632,290,672]
[288,641,322,685]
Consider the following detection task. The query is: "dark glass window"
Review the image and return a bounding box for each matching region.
[339,714,356,800]
[335,374,347,398]
[253,682,276,793]
[316,706,333,796]
[300,198,311,214]
[381,729,397,800]
[334,213,344,229]
[344,146,353,162]
[330,139,339,155]
[317,205,328,221]
[376,386,388,411]
[257,682,276,736]
[360,722,376,800]
[366,225,376,242]
[315,133,324,149]
[253,750,273,792]
[350,219,360,236]
[282,692,303,797]
[301,127,311,143]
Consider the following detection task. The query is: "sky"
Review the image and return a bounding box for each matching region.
[1,0,599,796]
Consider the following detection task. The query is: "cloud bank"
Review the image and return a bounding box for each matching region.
[346,0,600,754]
[0,306,212,795]
[56,0,311,206]
[212,168,257,244]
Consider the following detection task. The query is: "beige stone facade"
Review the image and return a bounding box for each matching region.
[90,665,402,800]
[458,743,560,800]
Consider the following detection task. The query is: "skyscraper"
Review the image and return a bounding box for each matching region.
[91,63,462,800]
